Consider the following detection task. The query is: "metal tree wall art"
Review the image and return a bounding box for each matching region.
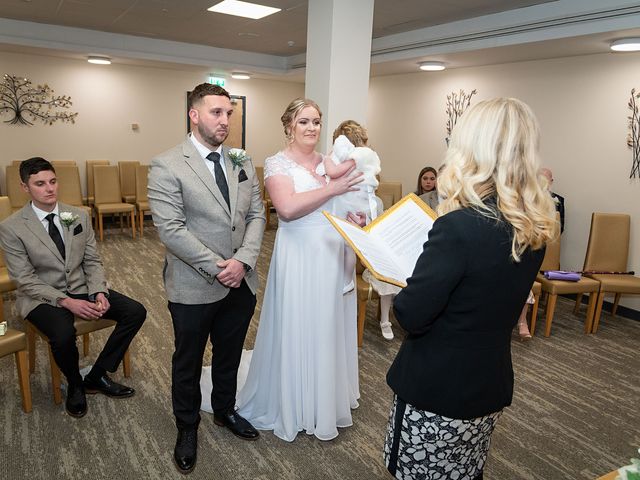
[627,88,640,178]
[445,88,477,146]
[0,74,78,126]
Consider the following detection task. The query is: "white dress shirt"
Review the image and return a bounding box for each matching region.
[31,202,64,245]
[189,133,228,183]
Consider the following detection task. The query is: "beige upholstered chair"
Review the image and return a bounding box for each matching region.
[135,165,150,236]
[356,258,379,347]
[86,160,110,206]
[536,231,599,336]
[5,165,30,212]
[255,166,272,228]
[27,320,131,405]
[528,281,542,335]
[376,181,403,210]
[93,165,136,241]
[0,328,32,412]
[51,160,76,166]
[0,196,12,221]
[576,213,640,333]
[55,165,93,221]
[118,161,140,203]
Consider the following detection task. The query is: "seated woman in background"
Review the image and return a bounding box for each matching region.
[383,98,557,480]
[415,166,439,211]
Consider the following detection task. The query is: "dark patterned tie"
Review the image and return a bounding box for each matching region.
[45,213,65,259]
[206,151,230,208]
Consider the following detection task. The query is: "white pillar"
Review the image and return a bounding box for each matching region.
[305,0,374,152]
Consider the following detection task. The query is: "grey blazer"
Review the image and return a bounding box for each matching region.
[148,138,265,305]
[0,203,108,318]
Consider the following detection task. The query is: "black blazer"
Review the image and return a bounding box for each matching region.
[551,192,565,233]
[387,204,544,420]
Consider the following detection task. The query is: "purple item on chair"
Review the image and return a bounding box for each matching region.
[543,270,581,281]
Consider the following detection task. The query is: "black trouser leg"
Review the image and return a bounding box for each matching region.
[26,304,82,386]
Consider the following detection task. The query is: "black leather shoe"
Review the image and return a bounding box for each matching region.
[214,410,259,440]
[65,384,87,418]
[83,373,135,398]
[174,428,197,474]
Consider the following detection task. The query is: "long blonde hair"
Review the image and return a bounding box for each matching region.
[438,97,558,261]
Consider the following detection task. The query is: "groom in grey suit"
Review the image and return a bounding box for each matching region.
[148,83,265,474]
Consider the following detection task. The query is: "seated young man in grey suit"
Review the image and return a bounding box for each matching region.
[0,157,146,418]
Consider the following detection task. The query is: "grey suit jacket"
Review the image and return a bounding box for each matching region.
[0,203,108,318]
[148,138,265,305]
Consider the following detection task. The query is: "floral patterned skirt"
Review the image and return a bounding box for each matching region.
[383,396,502,480]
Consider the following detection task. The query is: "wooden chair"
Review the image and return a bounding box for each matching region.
[86,160,110,206]
[55,165,93,221]
[528,281,542,335]
[5,165,30,212]
[376,181,402,210]
[255,166,272,228]
[26,319,131,405]
[536,229,599,336]
[93,165,136,241]
[576,213,640,333]
[51,160,76,166]
[0,328,32,412]
[118,161,140,204]
[135,165,151,236]
[0,196,13,221]
[356,258,379,347]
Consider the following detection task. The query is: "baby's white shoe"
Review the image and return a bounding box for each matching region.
[380,321,394,340]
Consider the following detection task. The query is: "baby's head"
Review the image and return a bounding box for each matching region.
[333,120,368,147]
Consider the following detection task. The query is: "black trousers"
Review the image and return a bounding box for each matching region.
[169,281,256,429]
[26,289,146,386]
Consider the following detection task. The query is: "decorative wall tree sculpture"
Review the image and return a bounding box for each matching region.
[445,89,477,146]
[627,88,640,178]
[0,74,78,126]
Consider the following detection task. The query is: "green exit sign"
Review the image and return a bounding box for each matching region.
[208,76,226,87]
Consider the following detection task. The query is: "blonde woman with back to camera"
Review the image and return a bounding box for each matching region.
[383,98,557,479]
[236,98,364,442]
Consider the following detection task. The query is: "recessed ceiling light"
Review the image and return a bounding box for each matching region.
[419,61,445,71]
[208,0,281,20]
[87,55,111,65]
[610,38,640,52]
[231,72,251,80]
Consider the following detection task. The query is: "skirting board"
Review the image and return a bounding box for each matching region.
[561,293,640,322]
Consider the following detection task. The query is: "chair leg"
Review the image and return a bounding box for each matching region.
[544,294,557,337]
[612,293,622,317]
[98,213,104,241]
[530,293,540,336]
[574,293,583,314]
[591,291,606,334]
[27,324,36,374]
[120,212,124,232]
[15,350,32,413]
[47,344,63,405]
[82,333,90,357]
[123,349,131,378]
[357,299,367,347]
[131,211,136,239]
[139,209,144,237]
[584,292,597,334]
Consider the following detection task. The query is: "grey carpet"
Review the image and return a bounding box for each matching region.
[1,220,639,480]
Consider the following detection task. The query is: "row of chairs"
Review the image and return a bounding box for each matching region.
[4,161,151,240]
[0,196,131,412]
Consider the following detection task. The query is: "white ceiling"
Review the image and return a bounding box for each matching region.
[0,0,639,80]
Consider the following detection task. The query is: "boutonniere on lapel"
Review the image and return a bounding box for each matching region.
[59,211,80,230]
[228,148,250,170]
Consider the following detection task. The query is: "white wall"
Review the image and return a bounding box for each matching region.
[0,50,303,191]
[368,52,640,310]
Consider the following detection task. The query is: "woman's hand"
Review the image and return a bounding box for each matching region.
[327,165,363,197]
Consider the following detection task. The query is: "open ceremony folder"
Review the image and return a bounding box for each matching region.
[323,193,437,288]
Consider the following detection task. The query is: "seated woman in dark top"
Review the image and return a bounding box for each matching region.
[383,98,558,480]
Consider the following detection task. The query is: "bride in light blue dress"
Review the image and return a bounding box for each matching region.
[235,98,364,442]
